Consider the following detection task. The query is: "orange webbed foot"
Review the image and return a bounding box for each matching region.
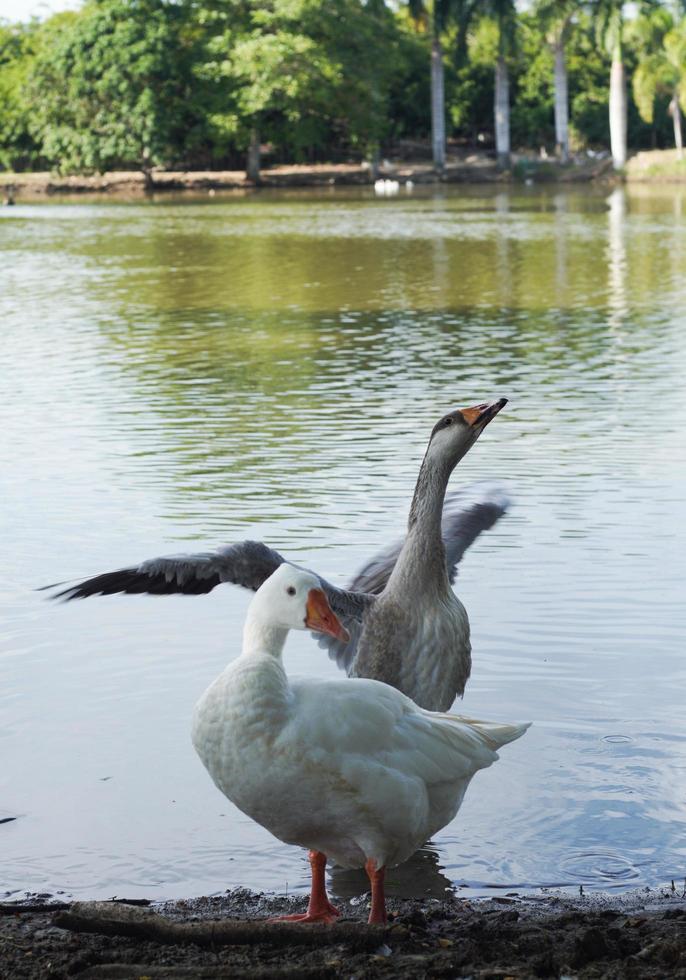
[268,903,339,925]
[268,850,340,924]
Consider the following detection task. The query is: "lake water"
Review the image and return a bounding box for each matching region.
[2,183,685,904]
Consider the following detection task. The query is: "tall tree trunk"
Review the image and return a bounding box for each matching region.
[553,38,569,163]
[494,55,510,170]
[609,47,627,170]
[247,128,261,182]
[431,34,446,170]
[670,93,683,161]
[142,166,154,193]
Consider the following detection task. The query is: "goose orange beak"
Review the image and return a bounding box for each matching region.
[460,397,508,429]
[305,588,350,643]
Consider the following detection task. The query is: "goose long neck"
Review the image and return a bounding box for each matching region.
[230,607,291,735]
[389,450,451,591]
[241,611,289,660]
[408,451,451,534]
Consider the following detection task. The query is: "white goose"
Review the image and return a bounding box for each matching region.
[192,563,529,924]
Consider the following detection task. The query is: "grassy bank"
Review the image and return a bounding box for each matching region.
[626,148,686,182]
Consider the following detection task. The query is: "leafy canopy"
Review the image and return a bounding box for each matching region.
[26,0,205,173]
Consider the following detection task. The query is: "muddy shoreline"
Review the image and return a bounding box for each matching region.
[3,150,684,201]
[2,886,684,979]
[0,157,614,199]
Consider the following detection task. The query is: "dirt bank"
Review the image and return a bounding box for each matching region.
[2,886,684,979]
[0,155,612,199]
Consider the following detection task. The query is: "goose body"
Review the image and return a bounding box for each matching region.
[192,564,529,922]
[348,586,470,714]
[49,400,508,712]
[193,665,520,871]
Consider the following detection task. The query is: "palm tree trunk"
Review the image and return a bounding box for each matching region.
[431,34,446,170]
[670,94,683,161]
[609,46,627,169]
[246,128,261,182]
[553,38,569,164]
[494,54,510,170]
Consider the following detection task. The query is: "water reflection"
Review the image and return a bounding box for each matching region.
[2,185,686,901]
[606,188,628,330]
[553,192,568,299]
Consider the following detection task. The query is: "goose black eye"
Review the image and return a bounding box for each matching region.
[444,417,453,426]
[286,586,296,596]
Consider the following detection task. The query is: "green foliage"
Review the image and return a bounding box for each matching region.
[0,0,683,172]
[0,20,42,169]
[25,0,207,174]
[594,0,625,60]
[481,0,518,59]
[448,19,497,138]
[449,11,562,147]
[565,10,616,148]
[447,5,676,153]
[199,0,410,159]
[631,6,686,126]
[384,14,431,141]
[510,12,556,148]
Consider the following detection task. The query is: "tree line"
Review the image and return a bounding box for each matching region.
[0,0,684,180]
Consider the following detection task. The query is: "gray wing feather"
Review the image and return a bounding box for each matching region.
[45,540,374,629]
[46,541,287,600]
[441,483,511,584]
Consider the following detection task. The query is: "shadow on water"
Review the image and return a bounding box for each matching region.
[331,846,455,903]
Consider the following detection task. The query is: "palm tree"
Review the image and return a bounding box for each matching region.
[594,0,627,169]
[632,7,686,160]
[409,0,479,170]
[456,1,516,168]
[428,2,448,169]
[409,0,514,170]
[485,0,517,170]
[409,0,498,170]
[663,21,686,158]
[536,0,579,163]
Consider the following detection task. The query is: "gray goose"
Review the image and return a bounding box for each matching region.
[48,399,508,712]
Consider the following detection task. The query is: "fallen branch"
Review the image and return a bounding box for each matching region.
[0,902,71,915]
[54,901,383,950]
[0,897,147,916]
[72,964,337,979]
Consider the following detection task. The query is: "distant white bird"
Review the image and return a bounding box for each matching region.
[192,564,529,924]
[374,178,400,196]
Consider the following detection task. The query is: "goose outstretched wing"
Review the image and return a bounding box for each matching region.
[44,540,373,626]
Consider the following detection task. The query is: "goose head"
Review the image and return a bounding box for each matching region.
[252,564,350,642]
[426,397,507,469]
